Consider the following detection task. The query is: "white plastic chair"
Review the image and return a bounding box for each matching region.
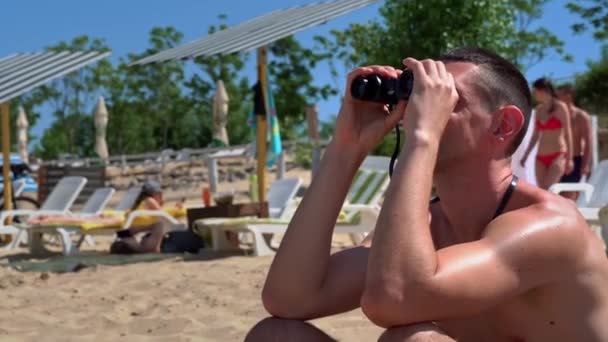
[599,206,608,250]
[549,160,608,224]
[1,176,88,250]
[48,187,116,251]
[194,156,391,256]
[193,177,303,256]
[25,186,142,255]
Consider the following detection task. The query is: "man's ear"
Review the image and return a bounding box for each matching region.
[493,105,524,141]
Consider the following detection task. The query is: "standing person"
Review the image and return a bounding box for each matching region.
[520,78,574,189]
[557,83,594,199]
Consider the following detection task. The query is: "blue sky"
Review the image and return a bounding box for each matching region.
[0,0,602,146]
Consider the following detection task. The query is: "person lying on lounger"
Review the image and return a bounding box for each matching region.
[25,180,188,253]
[246,47,608,341]
[110,180,185,254]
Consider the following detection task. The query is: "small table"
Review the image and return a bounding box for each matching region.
[186,202,269,230]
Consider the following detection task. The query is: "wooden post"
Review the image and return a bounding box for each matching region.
[306,105,321,178]
[256,46,269,204]
[1,102,12,212]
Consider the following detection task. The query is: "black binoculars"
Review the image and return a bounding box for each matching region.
[350,69,414,105]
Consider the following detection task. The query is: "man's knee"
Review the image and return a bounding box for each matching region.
[379,323,454,342]
[245,317,336,342]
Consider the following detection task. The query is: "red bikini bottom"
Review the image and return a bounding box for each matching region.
[536,151,565,168]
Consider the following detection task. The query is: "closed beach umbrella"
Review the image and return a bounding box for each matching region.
[212,80,230,147]
[93,96,109,161]
[306,105,320,143]
[16,106,28,163]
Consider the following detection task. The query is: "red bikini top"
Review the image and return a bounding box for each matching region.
[536,116,562,131]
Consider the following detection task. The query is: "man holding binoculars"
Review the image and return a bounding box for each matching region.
[247,47,608,341]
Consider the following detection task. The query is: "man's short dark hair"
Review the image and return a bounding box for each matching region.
[438,47,532,156]
[557,83,575,95]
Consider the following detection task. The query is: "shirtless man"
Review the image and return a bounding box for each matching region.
[245,47,608,341]
[557,84,594,200]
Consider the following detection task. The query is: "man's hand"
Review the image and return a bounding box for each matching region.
[400,58,459,142]
[362,57,458,327]
[582,164,591,177]
[566,159,574,175]
[333,66,403,158]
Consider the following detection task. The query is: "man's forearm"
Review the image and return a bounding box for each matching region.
[264,142,364,300]
[583,120,594,172]
[366,135,439,293]
[566,115,574,160]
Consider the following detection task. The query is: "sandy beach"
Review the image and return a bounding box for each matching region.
[0,240,382,341]
[0,166,384,341]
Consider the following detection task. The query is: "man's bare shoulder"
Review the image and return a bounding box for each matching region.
[573,106,592,121]
[483,189,595,268]
[555,101,570,118]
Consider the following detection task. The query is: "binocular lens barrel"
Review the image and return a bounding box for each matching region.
[350,70,414,105]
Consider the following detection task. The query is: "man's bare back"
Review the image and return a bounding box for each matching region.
[428,181,608,341]
[569,106,592,157]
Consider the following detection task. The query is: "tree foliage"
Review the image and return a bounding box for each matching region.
[572,46,608,116]
[314,0,570,156]
[32,36,112,159]
[566,1,607,116]
[268,36,338,139]
[26,16,337,159]
[316,0,568,71]
[568,0,608,41]
[22,3,578,159]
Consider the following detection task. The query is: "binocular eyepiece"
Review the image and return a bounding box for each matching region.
[350,69,414,105]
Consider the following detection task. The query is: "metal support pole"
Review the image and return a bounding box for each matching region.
[206,157,218,193]
[277,150,285,180]
[256,46,269,204]
[591,115,599,172]
[2,102,12,211]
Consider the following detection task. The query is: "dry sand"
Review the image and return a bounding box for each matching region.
[0,167,383,341]
[0,240,382,341]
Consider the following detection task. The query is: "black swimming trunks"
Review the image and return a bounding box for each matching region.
[560,156,583,183]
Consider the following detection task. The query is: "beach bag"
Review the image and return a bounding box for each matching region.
[160,230,206,254]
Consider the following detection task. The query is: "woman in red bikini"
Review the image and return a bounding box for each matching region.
[520,78,573,189]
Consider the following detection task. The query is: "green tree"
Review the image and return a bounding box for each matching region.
[573,46,608,116]
[97,60,159,155]
[565,1,607,117]
[317,0,567,70]
[268,36,338,140]
[8,92,46,152]
[31,20,342,158]
[568,0,608,41]
[316,0,570,156]
[33,36,111,159]
[186,15,252,147]
[187,15,339,145]
[123,27,190,151]
[508,0,572,69]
